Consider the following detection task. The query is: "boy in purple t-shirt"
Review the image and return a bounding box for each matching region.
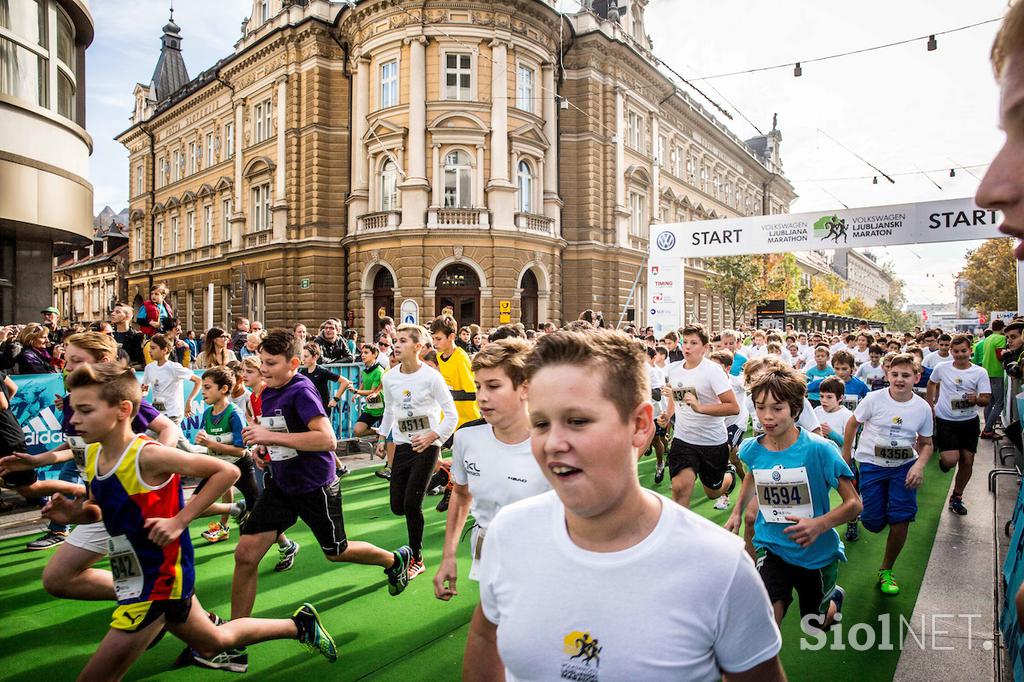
[229,330,412,669]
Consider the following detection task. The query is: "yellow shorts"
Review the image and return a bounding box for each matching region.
[110,597,192,632]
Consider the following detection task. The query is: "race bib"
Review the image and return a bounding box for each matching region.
[108,535,144,601]
[841,396,860,412]
[366,397,384,410]
[66,435,87,472]
[672,386,698,405]
[874,444,915,461]
[398,415,430,435]
[753,466,814,524]
[913,386,928,397]
[260,415,298,462]
[469,526,486,582]
[950,397,973,413]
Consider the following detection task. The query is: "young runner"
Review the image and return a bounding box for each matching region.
[710,350,745,510]
[842,353,934,596]
[805,345,835,407]
[464,329,784,681]
[647,346,674,485]
[662,323,739,509]
[377,324,458,579]
[140,334,201,427]
[298,342,351,477]
[433,338,551,601]
[855,344,887,390]
[231,330,411,671]
[353,344,385,439]
[45,363,335,680]
[921,333,953,370]
[808,350,868,414]
[430,315,481,429]
[725,363,860,634]
[814,377,859,541]
[926,334,991,515]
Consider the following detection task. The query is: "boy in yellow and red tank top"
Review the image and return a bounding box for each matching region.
[43,363,337,680]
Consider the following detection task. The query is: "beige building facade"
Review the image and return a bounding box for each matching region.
[1,0,94,323]
[119,0,795,337]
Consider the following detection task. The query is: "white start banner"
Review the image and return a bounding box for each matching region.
[646,197,1003,337]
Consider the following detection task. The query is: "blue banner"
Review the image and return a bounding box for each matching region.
[1001,480,1024,681]
[11,364,365,458]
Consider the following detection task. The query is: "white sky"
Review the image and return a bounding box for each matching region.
[85,0,1010,306]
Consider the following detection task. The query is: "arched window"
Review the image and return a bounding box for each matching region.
[372,266,395,321]
[444,150,472,208]
[380,159,398,211]
[517,160,533,214]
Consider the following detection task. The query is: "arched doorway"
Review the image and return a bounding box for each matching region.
[435,263,480,326]
[520,269,539,329]
[372,267,395,324]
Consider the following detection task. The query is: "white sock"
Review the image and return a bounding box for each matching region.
[229,503,243,517]
[278,537,290,549]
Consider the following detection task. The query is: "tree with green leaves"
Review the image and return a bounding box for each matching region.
[705,255,761,327]
[959,238,1017,314]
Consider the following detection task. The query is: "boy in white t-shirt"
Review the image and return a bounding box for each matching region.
[141,334,201,424]
[647,347,675,485]
[662,323,740,509]
[814,376,859,542]
[464,329,784,681]
[921,333,953,370]
[710,350,746,511]
[926,334,991,516]
[855,344,887,390]
[433,338,551,600]
[842,353,934,596]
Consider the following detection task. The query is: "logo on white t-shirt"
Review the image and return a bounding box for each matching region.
[562,630,602,677]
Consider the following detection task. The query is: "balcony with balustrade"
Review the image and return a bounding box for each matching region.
[515,212,555,237]
[356,210,401,234]
[426,208,490,229]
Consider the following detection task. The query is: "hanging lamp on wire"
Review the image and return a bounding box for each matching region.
[793,62,802,77]
[927,34,937,51]
[949,168,956,177]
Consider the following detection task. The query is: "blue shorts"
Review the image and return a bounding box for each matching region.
[858,460,917,531]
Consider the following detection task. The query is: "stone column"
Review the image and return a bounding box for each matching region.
[476,144,485,207]
[271,74,288,241]
[431,143,442,207]
[542,62,560,230]
[486,37,516,230]
[230,99,245,250]
[650,113,660,224]
[401,35,430,229]
[347,55,370,234]
[614,86,628,246]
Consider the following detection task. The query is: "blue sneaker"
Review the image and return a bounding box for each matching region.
[386,546,412,596]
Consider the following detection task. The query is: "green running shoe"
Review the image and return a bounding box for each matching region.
[387,546,413,596]
[877,569,900,596]
[292,603,337,663]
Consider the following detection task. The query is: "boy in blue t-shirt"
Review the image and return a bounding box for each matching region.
[807,349,868,414]
[726,363,861,633]
[804,345,835,406]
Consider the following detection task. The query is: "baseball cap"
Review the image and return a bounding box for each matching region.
[41,306,60,315]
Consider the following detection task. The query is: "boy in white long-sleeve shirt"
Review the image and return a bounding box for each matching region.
[377,324,458,579]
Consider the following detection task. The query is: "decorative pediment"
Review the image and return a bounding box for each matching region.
[196,183,215,198]
[213,176,234,192]
[660,186,677,202]
[509,120,549,148]
[428,110,488,133]
[130,209,145,222]
[625,164,651,186]
[363,118,407,147]
[243,155,276,178]
[165,196,180,208]
[181,190,197,204]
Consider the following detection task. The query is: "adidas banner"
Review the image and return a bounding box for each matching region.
[648,196,1002,260]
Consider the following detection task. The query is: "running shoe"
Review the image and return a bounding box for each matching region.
[436,486,452,512]
[408,557,426,580]
[201,522,230,543]
[427,484,444,496]
[714,495,730,511]
[25,530,68,551]
[980,430,995,440]
[845,520,859,542]
[292,603,337,663]
[654,464,665,485]
[386,545,413,596]
[173,612,225,665]
[877,569,900,596]
[949,495,968,516]
[375,467,392,480]
[275,540,300,572]
[191,648,249,673]
[831,585,846,617]
[336,465,350,479]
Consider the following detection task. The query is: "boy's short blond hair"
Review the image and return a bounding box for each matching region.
[66,362,141,417]
[396,323,428,344]
[471,338,532,388]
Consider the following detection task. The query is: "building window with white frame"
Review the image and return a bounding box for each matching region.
[629,192,647,237]
[380,158,398,211]
[203,205,212,245]
[206,132,214,166]
[222,197,232,240]
[224,121,234,158]
[254,98,272,143]
[443,150,472,208]
[657,135,666,166]
[155,221,163,257]
[259,0,269,24]
[516,64,534,113]
[627,110,645,152]
[251,183,270,231]
[172,150,180,182]
[188,141,197,174]
[516,160,533,214]
[185,210,194,249]
[134,226,143,259]
[444,53,472,101]
[136,162,143,196]
[156,156,165,188]
[380,59,398,109]
[170,216,178,253]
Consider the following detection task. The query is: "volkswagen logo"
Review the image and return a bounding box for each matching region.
[655,231,676,251]
[771,470,781,482]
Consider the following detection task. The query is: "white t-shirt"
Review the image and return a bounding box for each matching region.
[853,389,934,467]
[855,362,886,387]
[725,374,747,430]
[745,395,820,435]
[929,362,991,422]
[142,360,193,418]
[665,358,735,446]
[648,365,667,418]
[851,347,871,367]
[479,491,782,682]
[813,405,852,441]
[378,363,458,446]
[922,351,953,370]
[451,421,551,580]
[746,344,768,359]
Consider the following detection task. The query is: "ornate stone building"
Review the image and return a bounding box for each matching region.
[52,219,129,325]
[118,0,794,336]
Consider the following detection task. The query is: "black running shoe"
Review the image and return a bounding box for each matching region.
[845,520,859,542]
[374,467,391,480]
[275,540,300,572]
[436,486,452,512]
[949,496,967,516]
[654,464,665,485]
[386,545,413,596]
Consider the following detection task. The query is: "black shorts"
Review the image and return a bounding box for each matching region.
[356,412,383,429]
[241,476,349,556]
[934,416,981,453]
[726,424,745,448]
[755,548,839,624]
[667,439,730,488]
[110,596,193,632]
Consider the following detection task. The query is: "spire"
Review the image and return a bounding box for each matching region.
[150,7,189,102]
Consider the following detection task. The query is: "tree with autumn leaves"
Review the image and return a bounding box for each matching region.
[959,238,1017,314]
